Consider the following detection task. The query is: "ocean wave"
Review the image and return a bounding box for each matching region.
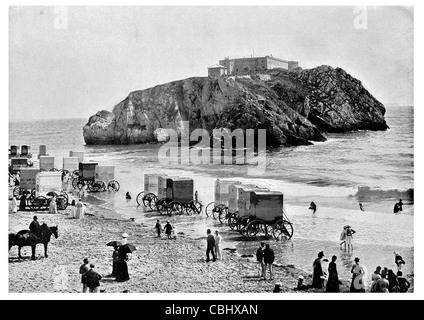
[351,186,414,202]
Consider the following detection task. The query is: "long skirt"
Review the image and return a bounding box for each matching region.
[115,260,130,282]
[326,272,340,292]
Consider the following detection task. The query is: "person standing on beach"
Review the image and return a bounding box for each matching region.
[19,191,27,211]
[11,196,18,213]
[115,246,130,282]
[326,255,340,292]
[345,226,356,251]
[312,251,325,289]
[121,233,128,245]
[256,242,265,279]
[394,251,406,272]
[214,230,222,260]
[75,199,85,219]
[155,220,162,238]
[49,196,57,214]
[263,244,275,280]
[82,263,102,293]
[206,229,216,262]
[350,257,365,292]
[164,221,173,239]
[376,268,390,293]
[79,258,90,293]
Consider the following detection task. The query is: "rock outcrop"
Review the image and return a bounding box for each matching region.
[83,65,388,147]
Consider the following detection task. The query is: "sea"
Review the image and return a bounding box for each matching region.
[9,105,414,288]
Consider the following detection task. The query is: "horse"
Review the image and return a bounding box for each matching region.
[9,223,58,260]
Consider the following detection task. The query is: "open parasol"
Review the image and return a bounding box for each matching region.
[106,241,123,247]
[119,243,137,254]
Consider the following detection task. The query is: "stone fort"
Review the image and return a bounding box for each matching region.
[208,55,299,77]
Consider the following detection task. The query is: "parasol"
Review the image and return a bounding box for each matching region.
[106,241,123,247]
[119,243,137,253]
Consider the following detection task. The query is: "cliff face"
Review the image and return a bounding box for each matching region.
[83,65,388,146]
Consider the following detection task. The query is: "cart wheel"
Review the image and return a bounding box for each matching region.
[213,204,225,220]
[170,202,183,216]
[107,180,120,192]
[72,178,79,190]
[136,191,144,206]
[156,199,167,215]
[56,195,68,210]
[190,200,203,215]
[205,202,215,217]
[143,193,157,210]
[272,219,294,240]
[31,196,47,211]
[60,190,69,202]
[218,206,229,224]
[236,216,251,235]
[246,220,269,240]
[228,212,239,230]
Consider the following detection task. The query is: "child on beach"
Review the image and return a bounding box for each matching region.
[155,220,162,237]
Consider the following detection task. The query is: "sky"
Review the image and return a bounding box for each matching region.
[9,6,414,122]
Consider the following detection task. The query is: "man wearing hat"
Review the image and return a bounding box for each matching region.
[82,263,102,293]
[312,251,325,289]
[29,216,41,237]
[79,258,90,293]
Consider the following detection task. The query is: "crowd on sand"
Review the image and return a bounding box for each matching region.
[9,186,412,293]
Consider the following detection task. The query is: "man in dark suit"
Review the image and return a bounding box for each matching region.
[82,263,102,293]
[29,216,40,236]
[206,229,216,262]
[79,258,90,293]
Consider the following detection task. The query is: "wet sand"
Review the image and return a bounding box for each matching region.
[8,204,352,294]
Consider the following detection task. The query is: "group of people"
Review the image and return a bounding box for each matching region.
[370,252,410,293]
[308,250,410,293]
[154,220,177,239]
[339,225,356,251]
[79,258,102,293]
[206,229,223,262]
[256,242,275,280]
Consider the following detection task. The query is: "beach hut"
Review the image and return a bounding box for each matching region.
[38,145,47,158]
[20,168,40,189]
[63,157,79,172]
[39,156,55,171]
[228,184,259,213]
[239,190,284,219]
[214,179,242,207]
[69,151,84,163]
[35,171,62,196]
[78,162,98,179]
[20,145,30,158]
[166,177,194,203]
[10,157,28,174]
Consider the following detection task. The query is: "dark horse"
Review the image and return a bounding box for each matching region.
[9,223,58,260]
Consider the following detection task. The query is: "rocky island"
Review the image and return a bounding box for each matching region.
[83,65,388,147]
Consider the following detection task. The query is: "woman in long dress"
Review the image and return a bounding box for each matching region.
[115,246,130,282]
[350,257,365,292]
[11,196,18,213]
[75,199,85,219]
[49,196,57,214]
[312,251,325,289]
[326,255,340,292]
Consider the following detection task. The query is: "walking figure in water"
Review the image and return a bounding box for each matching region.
[309,201,317,214]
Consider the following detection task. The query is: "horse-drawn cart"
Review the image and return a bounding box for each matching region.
[137,174,202,216]
[233,190,293,240]
[71,162,120,192]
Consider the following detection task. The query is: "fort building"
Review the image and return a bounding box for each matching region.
[208,55,299,77]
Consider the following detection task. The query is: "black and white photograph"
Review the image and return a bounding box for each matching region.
[3,1,420,301]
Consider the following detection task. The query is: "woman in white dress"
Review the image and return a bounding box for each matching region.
[11,196,18,213]
[49,196,57,214]
[75,199,85,219]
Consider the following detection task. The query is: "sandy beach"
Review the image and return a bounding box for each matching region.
[9,199,355,294]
